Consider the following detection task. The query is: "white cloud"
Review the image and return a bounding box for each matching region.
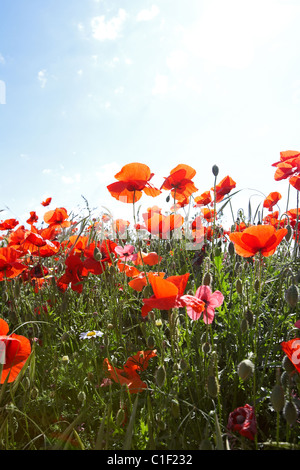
[61,173,81,185]
[182,0,300,69]
[152,74,170,95]
[166,49,188,72]
[0,54,5,65]
[91,9,127,41]
[114,86,124,94]
[38,69,47,88]
[136,5,159,22]
[96,162,120,184]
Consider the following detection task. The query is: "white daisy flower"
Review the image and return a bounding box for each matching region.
[79,330,104,340]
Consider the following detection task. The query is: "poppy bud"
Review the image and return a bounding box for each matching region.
[147,336,155,349]
[237,359,254,381]
[285,224,292,242]
[283,401,298,426]
[285,284,299,308]
[180,358,189,371]
[155,365,166,388]
[282,355,296,374]
[245,309,254,327]
[254,279,260,293]
[203,272,211,286]
[166,194,170,203]
[202,341,211,354]
[212,165,219,177]
[93,247,102,261]
[280,371,289,389]
[171,399,180,419]
[207,375,219,398]
[236,279,243,294]
[240,318,249,333]
[228,241,235,256]
[77,391,86,403]
[30,387,39,400]
[270,384,285,412]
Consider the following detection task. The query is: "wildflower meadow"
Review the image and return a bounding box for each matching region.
[0,154,300,453]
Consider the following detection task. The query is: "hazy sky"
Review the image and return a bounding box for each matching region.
[1,0,300,228]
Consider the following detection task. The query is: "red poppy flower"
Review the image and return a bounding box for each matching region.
[0,247,27,281]
[41,197,52,207]
[0,219,19,231]
[141,272,190,317]
[0,318,31,384]
[272,151,300,180]
[263,192,282,211]
[26,211,38,226]
[103,350,157,394]
[107,163,161,203]
[57,253,88,293]
[281,338,300,373]
[227,404,257,441]
[229,225,287,258]
[160,164,198,202]
[20,231,60,257]
[194,191,212,207]
[289,175,300,191]
[44,207,71,229]
[201,208,216,222]
[212,175,236,203]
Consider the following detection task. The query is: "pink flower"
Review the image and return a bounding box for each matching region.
[227,404,257,441]
[114,244,137,262]
[183,285,224,323]
[295,320,300,329]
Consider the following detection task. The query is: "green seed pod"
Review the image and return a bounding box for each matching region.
[285,285,299,308]
[283,401,298,426]
[203,272,211,286]
[207,375,219,398]
[237,359,255,381]
[270,384,285,412]
[236,279,243,294]
[155,365,166,388]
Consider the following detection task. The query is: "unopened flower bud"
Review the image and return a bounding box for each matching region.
[254,279,260,293]
[212,165,219,177]
[171,399,180,419]
[155,365,166,388]
[240,318,249,333]
[285,224,292,242]
[270,384,285,412]
[203,272,211,286]
[228,241,235,256]
[285,285,299,308]
[282,355,296,374]
[147,336,155,349]
[116,408,126,426]
[207,375,219,398]
[93,247,102,261]
[283,401,298,426]
[202,341,211,354]
[236,279,243,294]
[237,359,254,381]
[77,391,86,402]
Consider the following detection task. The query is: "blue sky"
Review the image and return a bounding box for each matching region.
[1,0,300,228]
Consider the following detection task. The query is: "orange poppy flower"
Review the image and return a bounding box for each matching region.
[141,272,190,317]
[201,208,216,222]
[142,206,184,238]
[161,164,198,202]
[20,231,60,257]
[0,318,31,383]
[263,192,282,211]
[44,207,71,229]
[103,349,157,394]
[289,175,300,191]
[41,197,52,207]
[272,151,300,181]
[194,191,212,207]
[134,251,162,266]
[0,219,19,231]
[212,176,236,203]
[229,224,287,258]
[107,163,161,203]
[281,338,300,373]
